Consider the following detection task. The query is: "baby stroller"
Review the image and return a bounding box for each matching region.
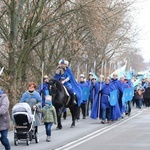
[12,103,39,145]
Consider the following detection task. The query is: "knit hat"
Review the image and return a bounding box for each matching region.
[89,72,93,76]
[45,95,52,101]
[113,73,118,77]
[43,75,48,80]
[59,59,69,66]
[80,74,85,78]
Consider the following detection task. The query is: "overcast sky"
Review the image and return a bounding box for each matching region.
[132,0,150,62]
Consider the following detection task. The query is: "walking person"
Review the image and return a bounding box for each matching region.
[78,74,90,119]
[20,82,42,138]
[143,84,150,107]
[38,75,50,121]
[89,76,97,114]
[42,95,57,142]
[38,75,50,107]
[0,89,11,150]
[100,77,115,124]
[134,86,145,109]
[86,72,94,116]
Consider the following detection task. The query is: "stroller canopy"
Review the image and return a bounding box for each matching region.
[12,103,33,125]
[12,103,32,116]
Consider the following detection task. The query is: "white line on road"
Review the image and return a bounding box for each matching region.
[55,111,143,150]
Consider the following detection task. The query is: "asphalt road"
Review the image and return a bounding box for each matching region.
[1,107,150,150]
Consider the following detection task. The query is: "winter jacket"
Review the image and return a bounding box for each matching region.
[0,94,10,131]
[134,88,145,99]
[20,90,42,126]
[42,103,57,124]
[143,87,150,99]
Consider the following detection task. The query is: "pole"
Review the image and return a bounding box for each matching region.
[0,67,4,76]
[97,82,102,120]
[101,60,103,75]
[94,60,96,73]
[41,61,44,95]
[77,63,80,81]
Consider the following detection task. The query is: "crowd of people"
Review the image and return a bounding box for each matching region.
[1,59,150,150]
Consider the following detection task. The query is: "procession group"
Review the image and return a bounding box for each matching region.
[0,59,149,150]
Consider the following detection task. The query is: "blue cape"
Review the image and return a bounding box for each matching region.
[90,82,103,119]
[0,89,4,94]
[78,82,90,102]
[66,67,82,106]
[91,82,121,120]
[54,67,82,106]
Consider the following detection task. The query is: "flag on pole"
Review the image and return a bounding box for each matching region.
[110,62,127,79]
[0,67,4,76]
[133,75,144,87]
[124,71,133,80]
[90,69,99,81]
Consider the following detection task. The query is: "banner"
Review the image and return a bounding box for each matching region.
[133,75,144,87]
[124,71,133,80]
[122,87,134,105]
[110,62,127,79]
[110,90,118,106]
[81,87,90,101]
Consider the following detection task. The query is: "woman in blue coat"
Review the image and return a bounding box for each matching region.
[20,82,42,136]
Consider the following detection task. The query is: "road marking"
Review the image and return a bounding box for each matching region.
[55,111,143,150]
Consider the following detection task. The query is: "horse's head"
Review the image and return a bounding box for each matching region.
[48,79,58,96]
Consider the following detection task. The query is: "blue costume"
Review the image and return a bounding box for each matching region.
[78,81,89,104]
[78,80,90,119]
[86,79,93,115]
[38,82,49,107]
[54,67,74,94]
[0,89,4,94]
[123,79,133,116]
[54,66,82,106]
[90,81,104,119]
[111,78,124,117]
[100,82,116,122]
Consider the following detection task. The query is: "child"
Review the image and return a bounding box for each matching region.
[42,95,57,142]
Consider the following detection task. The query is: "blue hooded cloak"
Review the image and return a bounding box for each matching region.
[54,67,82,106]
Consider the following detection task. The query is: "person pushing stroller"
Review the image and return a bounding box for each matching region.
[20,82,42,139]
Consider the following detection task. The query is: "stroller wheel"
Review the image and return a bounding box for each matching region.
[26,139,30,145]
[35,133,39,143]
[14,139,18,146]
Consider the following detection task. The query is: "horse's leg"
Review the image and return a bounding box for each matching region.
[69,104,79,128]
[69,106,75,128]
[56,106,66,129]
[76,105,80,120]
[58,106,65,116]
[56,109,62,129]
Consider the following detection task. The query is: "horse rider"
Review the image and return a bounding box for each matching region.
[54,59,78,105]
